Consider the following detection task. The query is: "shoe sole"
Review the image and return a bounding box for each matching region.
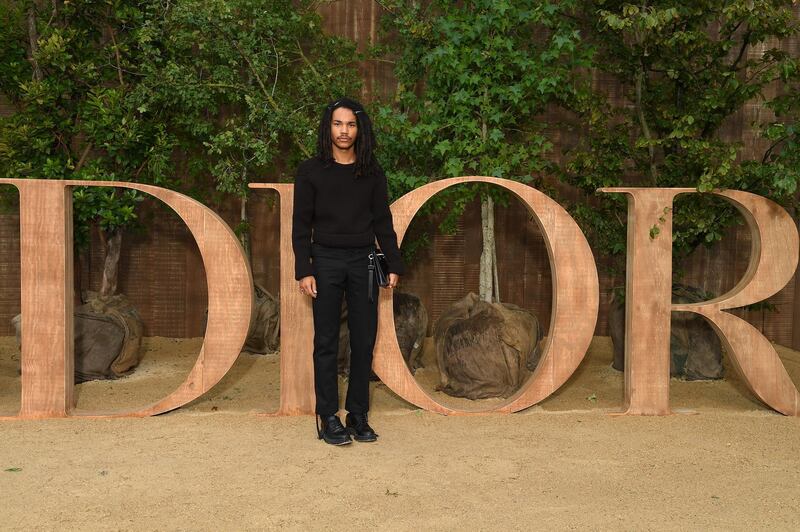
[347,428,378,442]
[320,436,352,445]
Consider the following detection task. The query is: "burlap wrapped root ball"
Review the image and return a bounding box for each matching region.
[338,291,428,376]
[201,284,280,355]
[13,291,143,383]
[434,292,543,399]
[242,284,280,355]
[608,283,723,380]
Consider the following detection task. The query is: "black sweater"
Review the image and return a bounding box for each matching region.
[291,157,405,280]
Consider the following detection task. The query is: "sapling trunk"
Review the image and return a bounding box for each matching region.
[26,7,43,81]
[99,229,122,297]
[240,194,251,261]
[480,195,497,303]
[478,111,499,303]
[492,221,500,303]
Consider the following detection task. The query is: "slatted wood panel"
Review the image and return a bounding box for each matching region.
[0,214,20,334]
[248,192,282,303]
[383,206,436,334]
[431,214,467,326]
[0,91,18,332]
[79,199,214,338]
[317,0,396,101]
[680,220,798,345]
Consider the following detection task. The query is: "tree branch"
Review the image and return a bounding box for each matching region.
[373,0,398,15]
[635,67,658,183]
[762,135,788,163]
[721,20,744,44]
[730,29,752,72]
[74,143,92,172]
[232,40,311,158]
[132,158,148,180]
[26,7,43,81]
[109,27,125,87]
[46,0,59,26]
[270,38,279,97]
[295,38,326,91]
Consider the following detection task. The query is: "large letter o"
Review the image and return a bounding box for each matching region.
[372,177,599,414]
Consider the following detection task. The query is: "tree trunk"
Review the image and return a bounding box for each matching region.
[479,195,496,303]
[99,229,122,297]
[240,195,251,261]
[635,67,658,184]
[478,112,498,303]
[26,7,43,81]
[492,221,500,304]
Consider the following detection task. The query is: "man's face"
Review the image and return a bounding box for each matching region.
[330,107,358,151]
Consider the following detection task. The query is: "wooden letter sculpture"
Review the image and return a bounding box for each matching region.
[251,177,599,415]
[248,184,316,415]
[0,179,253,419]
[602,188,800,415]
[372,177,599,414]
[2,178,798,419]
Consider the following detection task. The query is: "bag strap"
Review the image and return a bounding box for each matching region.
[368,253,375,303]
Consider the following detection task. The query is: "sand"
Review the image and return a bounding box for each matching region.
[1,336,799,530]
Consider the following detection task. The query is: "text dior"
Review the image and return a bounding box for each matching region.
[0,177,797,420]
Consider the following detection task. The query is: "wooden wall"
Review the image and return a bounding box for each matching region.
[0,2,798,347]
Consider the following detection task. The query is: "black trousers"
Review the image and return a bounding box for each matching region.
[310,242,378,416]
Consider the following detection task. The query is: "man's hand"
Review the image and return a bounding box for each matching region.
[387,273,399,289]
[299,276,317,298]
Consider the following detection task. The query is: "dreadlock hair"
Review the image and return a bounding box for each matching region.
[316,97,378,179]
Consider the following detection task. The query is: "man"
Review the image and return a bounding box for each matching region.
[292,98,405,445]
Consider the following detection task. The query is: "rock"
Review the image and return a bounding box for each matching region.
[242,284,280,355]
[201,284,280,355]
[391,292,428,373]
[338,290,429,376]
[433,292,543,399]
[608,283,724,380]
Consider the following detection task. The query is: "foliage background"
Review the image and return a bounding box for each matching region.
[0,0,799,341]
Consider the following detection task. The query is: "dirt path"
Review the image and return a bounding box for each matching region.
[1,337,799,530]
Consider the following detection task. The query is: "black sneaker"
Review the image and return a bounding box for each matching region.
[317,414,352,446]
[345,412,378,442]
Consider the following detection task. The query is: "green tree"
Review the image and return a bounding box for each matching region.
[1,0,361,292]
[759,42,800,203]
[565,1,800,271]
[134,0,361,258]
[0,0,175,296]
[377,0,592,302]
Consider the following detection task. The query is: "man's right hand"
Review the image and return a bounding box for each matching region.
[299,276,317,298]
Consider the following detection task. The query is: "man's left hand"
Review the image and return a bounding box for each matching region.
[388,273,399,289]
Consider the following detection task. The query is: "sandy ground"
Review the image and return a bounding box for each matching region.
[1,336,799,530]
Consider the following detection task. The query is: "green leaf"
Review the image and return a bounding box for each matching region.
[649,225,661,239]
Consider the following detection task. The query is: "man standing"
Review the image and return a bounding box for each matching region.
[292,98,405,445]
